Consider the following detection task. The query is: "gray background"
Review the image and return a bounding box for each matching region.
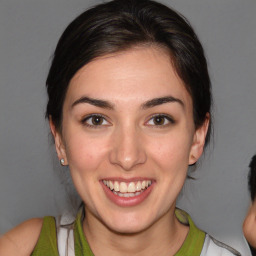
[0,0,255,255]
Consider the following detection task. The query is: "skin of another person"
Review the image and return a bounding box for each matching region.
[243,155,256,253]
[0,46,209,255]
[243,201,256,249]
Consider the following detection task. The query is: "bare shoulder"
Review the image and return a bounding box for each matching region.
[0,218,43,256]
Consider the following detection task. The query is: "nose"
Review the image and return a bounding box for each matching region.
[109,125,147,171]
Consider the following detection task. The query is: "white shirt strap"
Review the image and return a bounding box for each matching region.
[200,234,241,256]
[56,213,76,256]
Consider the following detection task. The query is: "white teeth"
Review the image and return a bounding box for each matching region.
[123,193,136,198]
[136,181,142,191]
[114,181,119,192]
[120,182,128,193]
[109,181,114,190]
[127,182,136,193]
[103,179,152,196]
[113,191,143,197]
[118,192,124,197]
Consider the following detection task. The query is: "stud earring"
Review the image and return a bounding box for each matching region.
[60,158,65,166]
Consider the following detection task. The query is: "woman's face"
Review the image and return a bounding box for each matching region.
[243,200,256,248]
[52,47,208,233]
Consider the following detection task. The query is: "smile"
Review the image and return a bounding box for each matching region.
[103,180,152,198]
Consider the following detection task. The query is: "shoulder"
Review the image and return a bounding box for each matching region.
[0,218,43,256]
[201,234,241,256]
[175,209,241,256]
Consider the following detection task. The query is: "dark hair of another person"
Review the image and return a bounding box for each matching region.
[248,155,256,201]
[46,0,212,145]
[248,155,256,256]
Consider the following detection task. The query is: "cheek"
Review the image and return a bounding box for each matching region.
[148,132,193,168]
[65,132,110,174]
[243,202,256,247]
[64,134,110,201]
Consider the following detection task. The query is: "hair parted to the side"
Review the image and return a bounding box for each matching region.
[248,155,256,201]
[46,0,212,145]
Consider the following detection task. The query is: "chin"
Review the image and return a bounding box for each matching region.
[102,212,154,234]
[108,222,149,235]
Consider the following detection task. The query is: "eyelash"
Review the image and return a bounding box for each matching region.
[81,114,110,128]
[146,114,175,127]
[81,113,175,128]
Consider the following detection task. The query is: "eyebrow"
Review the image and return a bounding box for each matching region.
[141,96,184,109]
[71,96,114,109]
[71,95,184,110]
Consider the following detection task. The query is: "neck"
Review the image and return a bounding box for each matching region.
[83,207,189,256]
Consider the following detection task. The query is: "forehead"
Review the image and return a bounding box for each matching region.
[66,46,192,108]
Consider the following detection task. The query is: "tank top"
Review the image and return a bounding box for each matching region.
[31,208,241,256]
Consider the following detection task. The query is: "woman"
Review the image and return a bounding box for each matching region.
[243,155,256,255]
[0,0,241,255]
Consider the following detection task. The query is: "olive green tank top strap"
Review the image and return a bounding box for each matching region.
[73,208,205,256]
[74,209,94,256]
[174,208,205,256]
[31,216,59,256]
[30,208,205,255]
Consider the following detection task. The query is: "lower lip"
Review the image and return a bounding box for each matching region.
[101,182,154,207]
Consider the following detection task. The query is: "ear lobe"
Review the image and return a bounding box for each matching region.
[49,117,68,165]
[189,114,210,165]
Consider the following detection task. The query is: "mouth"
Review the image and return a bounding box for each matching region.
[102,179,153,198]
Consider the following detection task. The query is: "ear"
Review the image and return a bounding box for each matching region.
[189,114,210,165]
[49,117,68,166]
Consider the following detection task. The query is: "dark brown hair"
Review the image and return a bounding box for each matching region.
[248,155,256,201]
[46,0,212,144]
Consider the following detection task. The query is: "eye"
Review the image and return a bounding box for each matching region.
[82,114,110,127]
[146,114,175,126]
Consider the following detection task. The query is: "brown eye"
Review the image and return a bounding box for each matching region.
[83,114,109,127]
[147,114,175,127]
[153,116,165,125]
[91,116,104,125]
